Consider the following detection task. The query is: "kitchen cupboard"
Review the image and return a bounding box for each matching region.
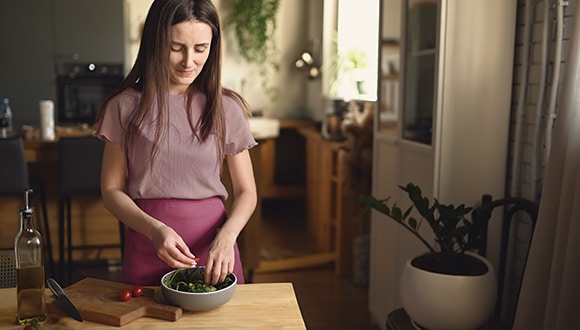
[53,0,125,63]
[0,1,56,122]
[0,0,125,123]
[369,0,517,328]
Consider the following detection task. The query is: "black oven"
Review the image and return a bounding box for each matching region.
[56,62,124,125]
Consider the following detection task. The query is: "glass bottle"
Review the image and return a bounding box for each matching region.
[14,189,46,325]
[0,97,13,138]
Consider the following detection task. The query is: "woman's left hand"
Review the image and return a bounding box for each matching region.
[204,230,236,284]
[202,149,257,284]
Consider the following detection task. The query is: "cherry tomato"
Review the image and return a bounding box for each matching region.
[119,289,132,302]
[132,285,143,297]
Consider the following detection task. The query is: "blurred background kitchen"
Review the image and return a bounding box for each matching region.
[1,0,576,329]
[0,0,380,278]
[1,0,381,328]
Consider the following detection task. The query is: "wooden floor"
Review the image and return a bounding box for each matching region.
[255,198,379,329]
[68,197,380,330]
[253,265,379,329]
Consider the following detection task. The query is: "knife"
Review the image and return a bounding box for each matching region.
[47,278,83,322]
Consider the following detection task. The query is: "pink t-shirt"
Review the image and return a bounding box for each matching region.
[95,88,257,201]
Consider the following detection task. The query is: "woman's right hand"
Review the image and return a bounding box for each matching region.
[152,225,198,269]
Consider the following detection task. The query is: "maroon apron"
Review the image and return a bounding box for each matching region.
[121,197,245,285]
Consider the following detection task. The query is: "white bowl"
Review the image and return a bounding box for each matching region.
[161,267,237,311]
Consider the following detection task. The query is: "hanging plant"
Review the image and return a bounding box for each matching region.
[225,0,280,100]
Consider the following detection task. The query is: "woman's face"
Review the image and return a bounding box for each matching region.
[168,20,212,94]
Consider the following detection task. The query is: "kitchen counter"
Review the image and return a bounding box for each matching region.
[23,126,93,163]
[0,282,306,329]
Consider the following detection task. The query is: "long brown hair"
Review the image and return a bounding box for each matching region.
[96,0,248,164]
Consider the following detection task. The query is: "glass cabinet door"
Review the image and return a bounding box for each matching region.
[378,41,400,134]
[401,0,438,145]
[377,0,402,135]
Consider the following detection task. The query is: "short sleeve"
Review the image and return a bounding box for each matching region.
[223,96,258,155]
[94,90,138,145]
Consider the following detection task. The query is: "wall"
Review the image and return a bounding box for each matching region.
[219,0,317,120]
[123,0,154,75]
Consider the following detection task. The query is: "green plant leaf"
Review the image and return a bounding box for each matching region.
[408,217,418,230]
[391,205,403,220]
[358,182,495,259]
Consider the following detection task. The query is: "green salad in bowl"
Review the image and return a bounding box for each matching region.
[161,267,237,311]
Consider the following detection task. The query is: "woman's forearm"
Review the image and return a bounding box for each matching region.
[217,188,257,243]
[101,188,166,242]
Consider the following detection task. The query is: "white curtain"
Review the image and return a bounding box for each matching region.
[513,4,580,329]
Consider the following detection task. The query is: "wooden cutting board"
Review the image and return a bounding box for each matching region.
[45,277,183,327]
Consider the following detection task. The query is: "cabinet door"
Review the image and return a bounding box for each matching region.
[53,0,125,63]
[0,0,56,121]
[377,0,401,136]
[401,0,438,145]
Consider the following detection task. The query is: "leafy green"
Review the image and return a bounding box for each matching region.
[164,268,235,293]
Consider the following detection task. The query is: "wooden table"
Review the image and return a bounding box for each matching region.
[0,283,306,329]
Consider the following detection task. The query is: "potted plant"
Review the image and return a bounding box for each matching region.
[359,183,497,330]
[326,43,371,98]
[225,0,280,100]
[344,48,370,95]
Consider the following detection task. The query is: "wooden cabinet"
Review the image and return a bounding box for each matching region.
[297,126,356,277]
[369,0,517,327]
[302,128,344,252]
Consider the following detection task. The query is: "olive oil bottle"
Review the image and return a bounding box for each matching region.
[14,189,46,325]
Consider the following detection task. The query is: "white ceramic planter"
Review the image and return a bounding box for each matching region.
[400,252,497,330]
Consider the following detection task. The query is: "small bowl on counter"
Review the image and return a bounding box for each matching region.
[161,267,237,311]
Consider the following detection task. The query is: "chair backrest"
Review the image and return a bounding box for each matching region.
[479,195,538,329]
[0,249,16,288]
[58,136,105,195]
[0,137,29,195]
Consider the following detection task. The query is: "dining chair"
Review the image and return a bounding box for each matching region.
[478,194,538,329]
[58,136,125,284]
[0,137,54,277]
[0,249,16,288]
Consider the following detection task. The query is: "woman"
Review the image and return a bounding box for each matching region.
[94,0,257,286]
